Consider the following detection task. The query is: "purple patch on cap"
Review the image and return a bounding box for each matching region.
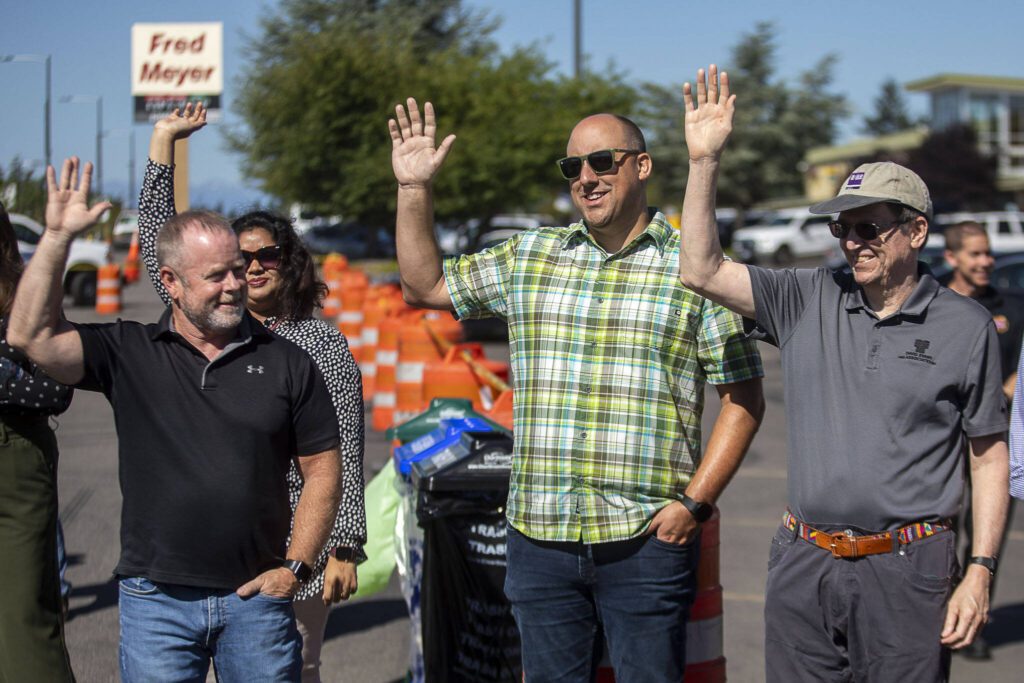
[845,172,864,189]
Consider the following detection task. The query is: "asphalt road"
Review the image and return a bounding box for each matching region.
[55,275,1024,682]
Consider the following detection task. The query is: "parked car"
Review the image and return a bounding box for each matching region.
[10,213,110,306]
[732,208,834,265]
[300,222,395,259]
[990,252,1024,291]
[112,210,139,248]
[933,211,1024,253]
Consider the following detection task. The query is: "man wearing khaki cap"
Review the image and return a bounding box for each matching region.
[677,65,1009,681]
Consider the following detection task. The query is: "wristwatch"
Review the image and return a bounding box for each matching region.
[333,547,357,562]
[680,494,713,524]
[282,559,312,582]
[968,556,998,577]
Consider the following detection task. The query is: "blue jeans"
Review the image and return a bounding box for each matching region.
[504,526,700,683]
[118,576,302,683]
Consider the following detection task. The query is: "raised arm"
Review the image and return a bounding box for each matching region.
[139,102,207,305]
[8,158,111,384]
[678,65,755,319]
[389,98,456,309]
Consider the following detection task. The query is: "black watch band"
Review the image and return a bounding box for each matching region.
[333,547,356,562]
[968,556,998,577]
[680,494,713,524]
[283,559,312,582]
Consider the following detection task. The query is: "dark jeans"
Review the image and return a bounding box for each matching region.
[504,525,700,683]
[0,416,75,682]
[764,522,957,682]
[118,577,302,682]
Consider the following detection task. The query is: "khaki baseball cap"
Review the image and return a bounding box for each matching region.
[809,162,932,218]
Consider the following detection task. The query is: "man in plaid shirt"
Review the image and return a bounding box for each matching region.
[389,98,764,682]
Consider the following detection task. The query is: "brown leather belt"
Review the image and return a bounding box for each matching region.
[783,511,950,559]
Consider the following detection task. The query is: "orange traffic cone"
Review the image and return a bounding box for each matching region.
[95,263,122,315]
[123,231,140,284]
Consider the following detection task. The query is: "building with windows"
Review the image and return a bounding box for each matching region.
[803,73,1024,205]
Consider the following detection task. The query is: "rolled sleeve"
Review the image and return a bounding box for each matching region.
[698,297,764,385]
[442,234,522,321]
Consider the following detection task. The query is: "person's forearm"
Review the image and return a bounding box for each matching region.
[395,184,449,308]
[288,451,343,566]
[679,158,727,289]
[8,231,82,383]
[148,129,176,166]
[684,378,765,504]
[969,437,1010,557]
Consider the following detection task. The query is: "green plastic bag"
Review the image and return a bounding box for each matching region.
[350,463,401,600]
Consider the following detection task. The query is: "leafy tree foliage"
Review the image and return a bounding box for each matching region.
[636,22,849,214]
[906,124,1000,212]
[228,0,634,225]
[862,78,915,136]
[0,158,46,223]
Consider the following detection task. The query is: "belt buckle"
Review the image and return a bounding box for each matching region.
[828,530,856,558]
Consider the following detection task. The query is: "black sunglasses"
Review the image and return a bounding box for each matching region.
[241,245,282,269]
[827,220,906,241]
[557,148,640,180]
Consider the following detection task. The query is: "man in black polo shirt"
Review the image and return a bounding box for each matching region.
[940,220,1023,660]
[8,158,342,681]
[676,66,1009,682]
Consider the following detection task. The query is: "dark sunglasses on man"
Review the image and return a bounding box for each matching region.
[827,219,907,241]
[241,245,282,270]
[557,148,640,180]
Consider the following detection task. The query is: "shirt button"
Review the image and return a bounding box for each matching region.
[579,431,588,440]
[583,386,592,393]
[597,297,605,304]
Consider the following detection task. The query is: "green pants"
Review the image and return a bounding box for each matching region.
[0,416,74,682]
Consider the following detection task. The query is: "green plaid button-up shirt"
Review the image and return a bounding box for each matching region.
[444,211,763,543]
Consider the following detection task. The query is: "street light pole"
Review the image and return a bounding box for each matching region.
[60,94,104,195]
[1,53,52,171]
[106,128,136,209]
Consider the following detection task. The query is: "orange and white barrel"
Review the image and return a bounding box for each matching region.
[595,510,725,683]
[123,231,141,284]
[94,264,122,315]
[371,316,405,431]
[392,314,463,425]
[359,285,399,400]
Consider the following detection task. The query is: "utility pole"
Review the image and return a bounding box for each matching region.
[574,0,582,79]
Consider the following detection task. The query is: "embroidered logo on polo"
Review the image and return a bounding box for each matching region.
[845,172,865,189]
[993,314,1009,334]
[898,339,935,365]
[246,365,265,374]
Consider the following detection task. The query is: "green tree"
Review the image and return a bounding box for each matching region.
[0,158,46,223]
[228,0,635,225]
[635,22,849,215]
[862,77,915,136]
[906,124,1000,212]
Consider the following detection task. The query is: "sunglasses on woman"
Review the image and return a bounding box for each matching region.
[556,148,640,180]
[827,220,906,241]
[241,245,282,270]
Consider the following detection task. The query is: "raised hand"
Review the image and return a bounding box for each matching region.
[45,157,112,239]
[683,64,736,162]
[153,101,207,140]
[389,98,456,187]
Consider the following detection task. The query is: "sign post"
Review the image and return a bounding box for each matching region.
[131,22,222,210]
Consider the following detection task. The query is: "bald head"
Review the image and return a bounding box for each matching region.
[568,114,646,155]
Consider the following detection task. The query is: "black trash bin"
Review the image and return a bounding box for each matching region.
[412,431,521,683]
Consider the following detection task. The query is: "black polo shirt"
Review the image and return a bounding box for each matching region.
[937,275,1024,382]
[746,265,1007,530]
[74,310,339,589]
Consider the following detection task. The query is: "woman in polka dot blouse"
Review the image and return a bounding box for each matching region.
[138,104,367,682]
[1,203,76,681]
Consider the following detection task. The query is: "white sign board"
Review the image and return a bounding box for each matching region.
[131,23,223,122]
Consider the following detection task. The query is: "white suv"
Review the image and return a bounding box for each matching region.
[731,208,835,265]
[932,211,1024,252]
[10,213,111,306]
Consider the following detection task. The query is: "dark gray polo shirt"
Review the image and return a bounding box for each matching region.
[747,265,1007,530]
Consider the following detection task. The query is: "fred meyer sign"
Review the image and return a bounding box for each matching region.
[131,23,223,123]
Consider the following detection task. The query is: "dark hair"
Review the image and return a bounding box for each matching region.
[0,203,25,316]
[894,204,926,226]
[943,221,987,253]
[612,115,647,152]
[157,210,234,270]
[230,211,327,321]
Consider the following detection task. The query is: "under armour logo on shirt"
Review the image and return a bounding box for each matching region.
[247,365,265,374]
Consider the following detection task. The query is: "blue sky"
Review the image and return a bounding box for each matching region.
[2,0,1022,212]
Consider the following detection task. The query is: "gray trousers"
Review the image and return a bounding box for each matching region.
[764,522,957,683]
